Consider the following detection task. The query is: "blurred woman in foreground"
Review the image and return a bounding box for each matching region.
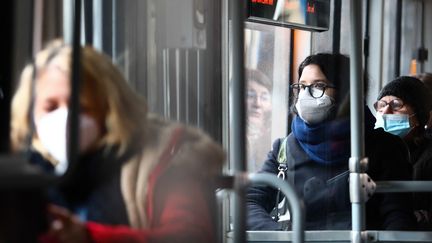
[11,40,224,243]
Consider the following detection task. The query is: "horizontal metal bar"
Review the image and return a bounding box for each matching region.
[375,181,432,193]
[226,230,432,242]
[246,230,350,242]
[373,230,432,242]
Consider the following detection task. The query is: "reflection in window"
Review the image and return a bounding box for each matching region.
[246,68,273,171]
[244,23,290,172]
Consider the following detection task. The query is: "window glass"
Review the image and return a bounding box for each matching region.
[245,22,290,172]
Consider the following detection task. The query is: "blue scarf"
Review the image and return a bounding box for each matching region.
[292,107,376,165]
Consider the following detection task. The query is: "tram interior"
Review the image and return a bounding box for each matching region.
[1,0,432,242]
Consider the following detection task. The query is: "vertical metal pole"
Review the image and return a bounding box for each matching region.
[80,0,86,45]
[394,0,402,78]
[63,0,74,44]
[231,0,246,179]
[420,0,425,73]
[332,0,342,54]
[32,0,43,55]
[93,0,102,51]
[67,0,81,180]
[197,50,201,127]
[363,0,370,88]
[349,0,365,242]
[231,0,246,242]
[111,0,117,61]
[163,49,170,119]
[185,50,189,123]
[84,0,94,45]
[221,0,231,241]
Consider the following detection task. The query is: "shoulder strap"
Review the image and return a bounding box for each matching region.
[276,137,290,181]
[277,136,295,184]
[274,137,289,223]
[277,137,288,164]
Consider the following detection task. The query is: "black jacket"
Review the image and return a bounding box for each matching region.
[410,138,432,228]
[247,128,416,230]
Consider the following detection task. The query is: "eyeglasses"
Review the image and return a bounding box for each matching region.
[247,90,270,103]
[290,82,336,98]
[373,99,405,112]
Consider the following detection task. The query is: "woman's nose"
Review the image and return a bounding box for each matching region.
[254,97,263,106]
[381,105,393,114]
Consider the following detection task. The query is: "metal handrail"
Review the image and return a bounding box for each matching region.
[375,181,432,193]
[246,173,305,243]
[218,173,305,243]
[349,0,365,242]
[229,0,246,241]
[242,230,432,242]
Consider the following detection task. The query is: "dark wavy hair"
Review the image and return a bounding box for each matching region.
[292,53,370,117]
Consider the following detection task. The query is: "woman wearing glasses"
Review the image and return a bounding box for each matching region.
[374,76,432,229]
[246,68,273,172]
[246,53,415,231]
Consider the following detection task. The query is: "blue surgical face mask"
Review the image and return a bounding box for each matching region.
[374,113,413,137]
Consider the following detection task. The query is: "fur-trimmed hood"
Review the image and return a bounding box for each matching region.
[121,114,225,228]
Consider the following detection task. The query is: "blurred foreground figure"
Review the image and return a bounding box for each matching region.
[11,40,224,243]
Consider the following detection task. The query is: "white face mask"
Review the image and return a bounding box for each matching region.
[295,88,335,125]
[35,107,101,175]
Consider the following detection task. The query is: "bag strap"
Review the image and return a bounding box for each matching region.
[274,137,288,222]
[277,137,288,165]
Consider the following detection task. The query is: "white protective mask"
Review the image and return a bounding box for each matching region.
[295,88,335,125]
[36,107,101,175]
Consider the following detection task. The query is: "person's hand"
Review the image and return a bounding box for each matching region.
[45,204,92,243]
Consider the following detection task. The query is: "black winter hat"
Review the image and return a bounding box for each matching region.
[377,76,432,128]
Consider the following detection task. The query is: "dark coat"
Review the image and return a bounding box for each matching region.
[247,128,416,230]
[409,138,432,228]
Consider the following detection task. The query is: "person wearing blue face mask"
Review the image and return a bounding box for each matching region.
[247,53,416,231]
[375,76,432,229]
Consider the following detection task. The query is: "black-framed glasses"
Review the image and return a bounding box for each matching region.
[290,82,336,98]
[373,99,405,112]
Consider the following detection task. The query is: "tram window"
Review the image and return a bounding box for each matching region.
[106,0,222,142]
[244,22,290,172]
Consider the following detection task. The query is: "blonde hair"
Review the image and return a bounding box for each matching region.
[11,40,148,155]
